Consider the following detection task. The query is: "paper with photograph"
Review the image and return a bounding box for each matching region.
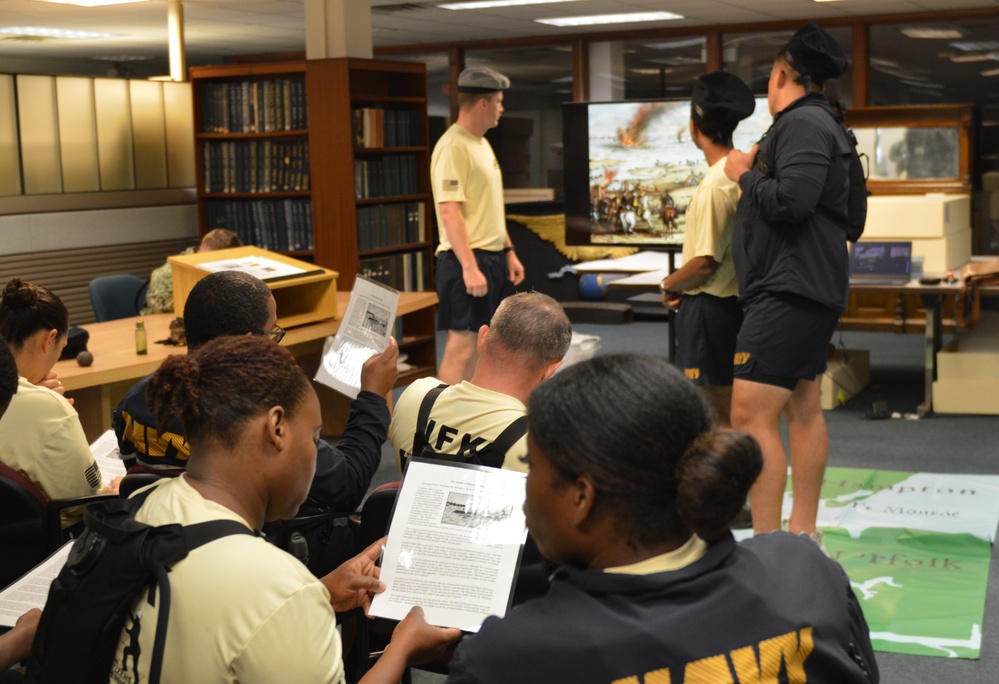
[314,276,398,399]
[195,255,314,281]
[368,458,528,632]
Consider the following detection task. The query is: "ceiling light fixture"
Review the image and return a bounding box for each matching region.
[899,27,963,39]
[0,26,115,39]
[949,53,999,63]
[536,11,683,28]
[981,67,999,77]
[33,0,149,6]
[439,0,580,9]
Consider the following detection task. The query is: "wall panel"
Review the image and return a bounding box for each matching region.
[16,75,62,195]
[56,77,100,193]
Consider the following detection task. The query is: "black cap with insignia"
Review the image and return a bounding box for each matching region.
[457,67,510,94]
[781,23,848,86]
[692,71,755,127]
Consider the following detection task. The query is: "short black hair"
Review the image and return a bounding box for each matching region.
[183,271,273,348]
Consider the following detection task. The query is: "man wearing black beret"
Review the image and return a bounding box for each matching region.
[724,23,853,540]
[659,70,755,427]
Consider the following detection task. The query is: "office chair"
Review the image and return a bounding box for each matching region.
[88,274,149,322]
[0,462,117,589]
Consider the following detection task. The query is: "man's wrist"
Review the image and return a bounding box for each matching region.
[659,280,679,297]
[502,245,515,254]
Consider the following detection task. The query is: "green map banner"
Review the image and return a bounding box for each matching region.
[797,468,999,658]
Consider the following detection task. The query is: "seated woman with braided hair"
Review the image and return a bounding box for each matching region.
[446,354,878,684]
[108,334,459,682]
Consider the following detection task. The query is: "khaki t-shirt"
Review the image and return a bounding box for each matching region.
[431,123,507,253]
[682,158,741,298]
[109,476,344,684]
[0,377,102,527]
[389,377,527,473]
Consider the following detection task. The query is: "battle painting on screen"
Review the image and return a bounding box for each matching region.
[563,98,771,247]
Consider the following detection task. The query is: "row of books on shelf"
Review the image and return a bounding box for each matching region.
[199,77,307,134]
[354,155,420,199]
[206,199,314,252]
[357,202,426,251]
[203,139,309,193]
[352,108,422,148]
[360,251,428,293]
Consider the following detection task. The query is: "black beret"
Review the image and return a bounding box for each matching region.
[782,23,848,84]
[692,71,756,126]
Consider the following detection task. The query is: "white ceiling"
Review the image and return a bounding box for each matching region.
[0,0,997,76]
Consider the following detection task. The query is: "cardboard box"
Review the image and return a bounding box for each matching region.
[983,172,999,193]
[932,381,999,415]
[933,312,999,414]
[864,194,970,239]
[820,349,870,410]
[170,246,338,328]
[859,229,971,275]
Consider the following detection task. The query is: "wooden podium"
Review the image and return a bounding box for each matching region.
[169,246,339,327]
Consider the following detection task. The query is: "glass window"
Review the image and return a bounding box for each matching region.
[724,27,853,109]
[465,46,574,196]
[869,20,999,107]
[589,37,706,101]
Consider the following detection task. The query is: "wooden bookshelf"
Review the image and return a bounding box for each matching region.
[189,57,438,384]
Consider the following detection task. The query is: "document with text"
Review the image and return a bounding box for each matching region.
[314,276,398,399]
[369,458,528,632]
[90,429,127,486]
[0,542,71,627]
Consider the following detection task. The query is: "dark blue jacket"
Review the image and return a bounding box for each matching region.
[447,532,878,684]
[733,93,852,311]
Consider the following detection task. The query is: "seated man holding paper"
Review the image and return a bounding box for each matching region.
[114,270,398,573]
[389,292,571,473]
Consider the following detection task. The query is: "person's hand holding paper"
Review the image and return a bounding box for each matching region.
[361,337,400,397]
[315,276,400,398]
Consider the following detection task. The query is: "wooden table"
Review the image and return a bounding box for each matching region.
[58,290,438,441]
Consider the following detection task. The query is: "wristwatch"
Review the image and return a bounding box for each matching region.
[502,245,515,253]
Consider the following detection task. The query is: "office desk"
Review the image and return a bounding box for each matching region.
[58,290,438,441]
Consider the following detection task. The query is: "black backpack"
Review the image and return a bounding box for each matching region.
[401,383,527,473]
[841,123,870,243]
[26,487,255,684]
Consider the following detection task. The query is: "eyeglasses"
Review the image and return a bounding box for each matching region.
[264,324,286,344]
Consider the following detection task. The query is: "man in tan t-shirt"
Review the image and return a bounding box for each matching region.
[431,66,525,385]
[659,71,756,427]
[390,292,570,473]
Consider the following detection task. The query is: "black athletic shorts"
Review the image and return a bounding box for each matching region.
[674,293,743,386]
[734,291,840,390]
[436,249,507,332]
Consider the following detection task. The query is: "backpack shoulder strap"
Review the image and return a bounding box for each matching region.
[147,519,256,684]
[410,383,449,458]
[473,415,527,469]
